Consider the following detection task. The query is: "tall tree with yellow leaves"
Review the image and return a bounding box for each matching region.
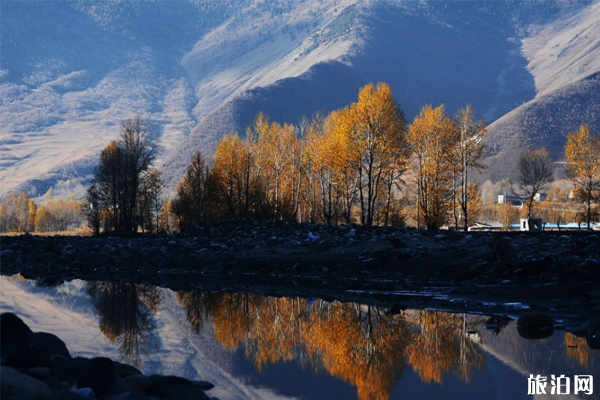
[211,134,255,218]
[246,112,273,218]
[408,105,458,230]
[329,83,408,226]
[565,123,600,228]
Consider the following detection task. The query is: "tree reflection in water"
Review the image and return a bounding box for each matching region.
[407,310,485,385]
[177,292,486,400]
[87,282,161,366]
[564,332,599,367]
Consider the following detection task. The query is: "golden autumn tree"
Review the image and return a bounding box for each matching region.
[565,123,600,228]
[157,199,177,233]
[0,193,35,233]
[331,83,409,226]
[326,109,360,223]
[262,121,300,220]
[246,112,273,218]
[301,112,334,223]
[211,134,255,218]
[408,104,458,230]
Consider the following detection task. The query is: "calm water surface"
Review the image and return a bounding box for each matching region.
[0,276,598,400]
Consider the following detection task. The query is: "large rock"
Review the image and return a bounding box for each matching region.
[516,312,554,329]
[2,344,51,369]
[113,361,143,378]
[150,375,212,400]
[52,389,94,400]
[516,312,555,340]
[0,366,52,400]
[124,374,154,395]
[103,391,152,400]
[0,313,32,348]
[27,331,71,359]
[53,356,118,397]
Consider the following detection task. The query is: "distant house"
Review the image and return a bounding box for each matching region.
[519,218,543,231]
[468,221,504,231]
[468,220,600,232]
[497,194,522,207]
[497,193,547,206]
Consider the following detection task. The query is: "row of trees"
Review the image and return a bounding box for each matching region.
[172,83,487,231]
[42,83,599,234]
[507,124,600,227]
[0,192,84,233]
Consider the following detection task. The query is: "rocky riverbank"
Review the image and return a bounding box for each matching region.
[0,312,216,400]
[1,219,600,315]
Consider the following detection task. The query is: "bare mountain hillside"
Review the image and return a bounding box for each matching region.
[1,0,598,198]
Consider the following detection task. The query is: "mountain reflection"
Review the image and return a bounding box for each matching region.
[87,282,161,366]
[177,292,485,400]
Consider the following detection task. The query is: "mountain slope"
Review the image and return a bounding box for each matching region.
[482,72,600,182]
[1,0,599,198]
[162,0,540,189]
[480,0,600,181]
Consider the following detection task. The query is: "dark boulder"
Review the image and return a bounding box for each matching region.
[516,312,554,329]
[113,361,143,378]
[150,375,212,400]
[517,312,555,340]
[52,356,118,397]
[51,389,93,400]
[0,365,52,400]
[123,374,154,395]
[1,313,33,348]
[27,331,71,359]
[3,344,51,369]
[103,391,152,400]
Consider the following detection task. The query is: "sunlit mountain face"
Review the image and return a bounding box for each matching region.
[2,0,599,199]
[1,276,598,400]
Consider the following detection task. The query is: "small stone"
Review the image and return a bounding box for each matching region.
[434,234,445,239]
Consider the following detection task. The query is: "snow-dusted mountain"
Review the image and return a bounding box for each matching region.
[1,0,599,198]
